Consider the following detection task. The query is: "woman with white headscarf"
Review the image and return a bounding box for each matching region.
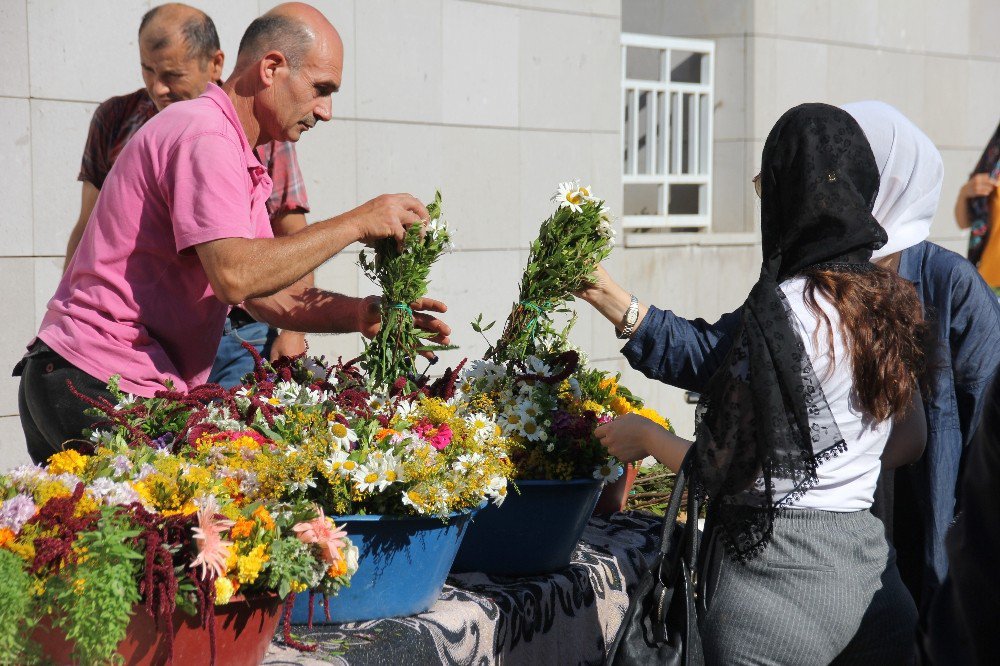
[579,100,1000,625]
[841,101,1000,617]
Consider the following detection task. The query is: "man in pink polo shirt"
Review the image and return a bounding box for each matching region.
[17,3,449,463]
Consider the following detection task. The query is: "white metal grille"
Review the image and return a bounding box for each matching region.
[621,34,714,231]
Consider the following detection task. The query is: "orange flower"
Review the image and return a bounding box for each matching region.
[0,528,15,548]
[327,559,348,578]
[229,518,254,540]
[375,428,399,441]
[252,506,275,531]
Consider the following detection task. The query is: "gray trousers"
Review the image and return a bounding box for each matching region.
[699,508,917,666]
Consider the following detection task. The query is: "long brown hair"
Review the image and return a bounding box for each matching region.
[801,265,928,422]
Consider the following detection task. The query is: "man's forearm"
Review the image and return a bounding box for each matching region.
[197,194,425,306]
[244,285,366,333]
[272,211,315,291]
[196,214,359,305]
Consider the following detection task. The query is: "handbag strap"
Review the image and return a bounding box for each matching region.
[655,449,690,558]
[655,448,699,585]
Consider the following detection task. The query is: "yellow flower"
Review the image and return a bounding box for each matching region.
[73,578,86,596]
[236,544,269,585]
[35,480,72,507]
[161,500,198,517]
[610,395,632,416]
[290,580,309,594]
[214,577,236,605]
[73,495,100,518]
[599,377,618,395]
[582,400,604,414]
[419,397,456,425]
[634,406,671,431]
[47,450,88,476]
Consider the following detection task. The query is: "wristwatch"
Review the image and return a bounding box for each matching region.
[617,295,639,339]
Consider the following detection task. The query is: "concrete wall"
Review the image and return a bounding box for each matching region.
[0,0,623,468]
[621,0,1000,436]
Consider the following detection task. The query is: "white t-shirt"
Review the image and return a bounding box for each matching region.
[766,277,891,511]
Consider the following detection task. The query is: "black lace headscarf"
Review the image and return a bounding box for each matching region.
[693,103,887,561]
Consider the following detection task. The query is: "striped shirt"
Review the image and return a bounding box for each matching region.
[78,87,309,220]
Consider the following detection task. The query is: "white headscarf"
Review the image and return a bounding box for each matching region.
[841,101,943,259]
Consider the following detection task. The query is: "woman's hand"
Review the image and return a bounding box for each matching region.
[574,265,648,338]
[956,174,997,229]
[961,174,997,200]
[595,413,692,471]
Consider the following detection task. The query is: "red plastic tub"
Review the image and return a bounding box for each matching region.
[35,594,282,665]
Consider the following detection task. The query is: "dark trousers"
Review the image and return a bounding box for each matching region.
[15,342,114,465]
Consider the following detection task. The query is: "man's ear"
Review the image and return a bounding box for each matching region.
[208,50,224,81]
[258,51,286,88]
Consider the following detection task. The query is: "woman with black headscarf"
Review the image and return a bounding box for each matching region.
[584,104,927,663]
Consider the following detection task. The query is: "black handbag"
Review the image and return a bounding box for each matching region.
[605,452,704,666]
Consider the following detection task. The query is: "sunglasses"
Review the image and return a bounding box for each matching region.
[752,173,762,198]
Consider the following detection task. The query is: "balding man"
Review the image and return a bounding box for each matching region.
[18,3,449,463]
[64,3,312,384]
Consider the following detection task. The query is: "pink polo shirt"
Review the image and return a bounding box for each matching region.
[38,84,274,396]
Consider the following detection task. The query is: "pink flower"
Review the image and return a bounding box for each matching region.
[413,421,453,451]
[292,507,349,565]
[190,497,235,581]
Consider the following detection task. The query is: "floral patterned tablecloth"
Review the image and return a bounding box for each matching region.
[264,511,662,665]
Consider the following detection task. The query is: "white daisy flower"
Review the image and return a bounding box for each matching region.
[520,417,547,442]
[327,420,357,448]
[393,399,418,423]
[353,464,384,493]
[401,490,429,514]
[577,184,599,202]
[368,394,390,414]
[552,180,585,213]
[326,450,351,476]
[378,454,405,490]
[463,413,496,442]
[486,476,509,507]
[593,461,624,483]
[524,356,551,377]
[500,409,524,436]
[517,400,542,420]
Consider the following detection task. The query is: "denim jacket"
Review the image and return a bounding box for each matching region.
[621,241,1000,605]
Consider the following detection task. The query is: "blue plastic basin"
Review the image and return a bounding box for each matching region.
[451,478,604,576]
[292,509,476,624]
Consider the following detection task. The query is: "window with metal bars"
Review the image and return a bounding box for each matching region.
[621,34,714,234]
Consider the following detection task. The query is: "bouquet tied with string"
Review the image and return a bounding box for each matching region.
[487,180,615,363]
[359,191,455,393]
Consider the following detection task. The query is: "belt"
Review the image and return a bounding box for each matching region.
[227,307,257,328]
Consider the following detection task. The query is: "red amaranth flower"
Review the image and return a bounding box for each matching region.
[26,483,99,575]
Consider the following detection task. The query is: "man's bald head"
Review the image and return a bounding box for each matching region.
[235,3,341,72]
[138,3,220,64]
[229,3,343,145]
